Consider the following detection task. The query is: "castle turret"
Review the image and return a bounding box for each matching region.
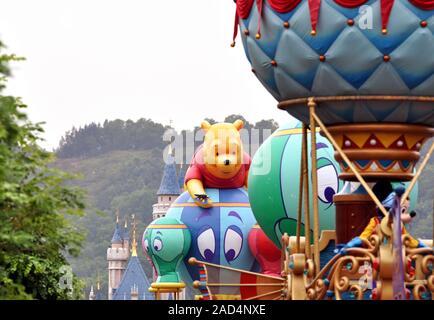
[123,218,130,250]
[178,161,186,192]
[152,146,181,220]
[95,280,102,300]
[107,213,129,300]
[89,285,95,300]
[112,215,154,300]
[130,284,139,300]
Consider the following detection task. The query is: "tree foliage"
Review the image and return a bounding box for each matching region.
[56,119,167,158]
[410,138,434,239]
[57,115,280,160]
[0,41,86,299]
[55,149,166,299]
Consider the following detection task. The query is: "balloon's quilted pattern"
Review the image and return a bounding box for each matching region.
[239,0,434,126]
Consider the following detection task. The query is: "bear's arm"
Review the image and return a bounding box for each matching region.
[184,163,202,185]
[244,169,249,188]
[243,152,251,188]
[185,164,206,196]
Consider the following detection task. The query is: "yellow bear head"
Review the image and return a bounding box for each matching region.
[201,120,244,179]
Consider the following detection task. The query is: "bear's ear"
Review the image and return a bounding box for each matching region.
[233,120,244,131]
[201,120,212,133]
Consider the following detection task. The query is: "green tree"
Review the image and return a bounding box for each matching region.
[0,41,86,299]
[224,114,253,130]
[254,119,279,133]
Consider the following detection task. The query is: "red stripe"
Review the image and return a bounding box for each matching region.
[268,0,302,12]
[237,0,255,19]
[409,0,434,10]
[333,0,368,8]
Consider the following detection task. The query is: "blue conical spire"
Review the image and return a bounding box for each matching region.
[178,162,186,190]
[112,255,154,300]
[111,212,123,244]
[122,217,130,242]
[157,146,181,196]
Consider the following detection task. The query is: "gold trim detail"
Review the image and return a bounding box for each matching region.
[147,224,188,229]
[272,127,320,137]
[171,202,250,208]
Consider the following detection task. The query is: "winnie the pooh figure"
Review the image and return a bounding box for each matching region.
[184,120,251,208]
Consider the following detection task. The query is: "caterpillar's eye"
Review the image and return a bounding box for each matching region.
[197,227,215,261]
[224,226,243,263]
[153,238,163,252]
[317,158,339,204]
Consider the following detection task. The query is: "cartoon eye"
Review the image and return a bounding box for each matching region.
[197,227,215,261]
[224,226,243,262]
[153,238,163,252]
[144,239,149,252]
[316,158,339,204]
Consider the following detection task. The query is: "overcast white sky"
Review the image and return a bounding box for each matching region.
[0,0,288,150]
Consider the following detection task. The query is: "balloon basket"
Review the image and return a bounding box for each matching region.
[325,123,434,181]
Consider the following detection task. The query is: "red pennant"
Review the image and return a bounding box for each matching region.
[232,0,255,47]
[232,11,240,47]
[256,0,264,39]
[381,0,395,31]
[308,0,321,34]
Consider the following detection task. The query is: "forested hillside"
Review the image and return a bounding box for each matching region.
[410,138,434,239]
[55,149,163,298]
[57,119,167,158]
[54,116,279,299]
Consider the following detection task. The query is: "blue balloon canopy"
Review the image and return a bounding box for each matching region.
[237,0,434,126]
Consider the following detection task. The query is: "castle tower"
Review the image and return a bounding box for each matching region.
[152,146,181,220]
[89,285,95,300]
[122,217,130,250]
[178,161,186,192]
[112,214,154,300]
[107,213,129,300]
[95,280,102,300]
[89,277,103,300]
[131,284,139,300]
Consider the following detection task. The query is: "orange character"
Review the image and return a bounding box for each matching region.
[184,120,250,208]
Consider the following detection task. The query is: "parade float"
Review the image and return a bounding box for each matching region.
[144,0,434,300]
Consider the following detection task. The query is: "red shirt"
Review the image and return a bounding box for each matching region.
[184,145,251,189]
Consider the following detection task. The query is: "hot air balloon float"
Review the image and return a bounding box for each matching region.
[143,217,191,300]
[144,0,434,300]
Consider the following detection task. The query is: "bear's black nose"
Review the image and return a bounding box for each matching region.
[224,159,230,166]
[410,211,416,218]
